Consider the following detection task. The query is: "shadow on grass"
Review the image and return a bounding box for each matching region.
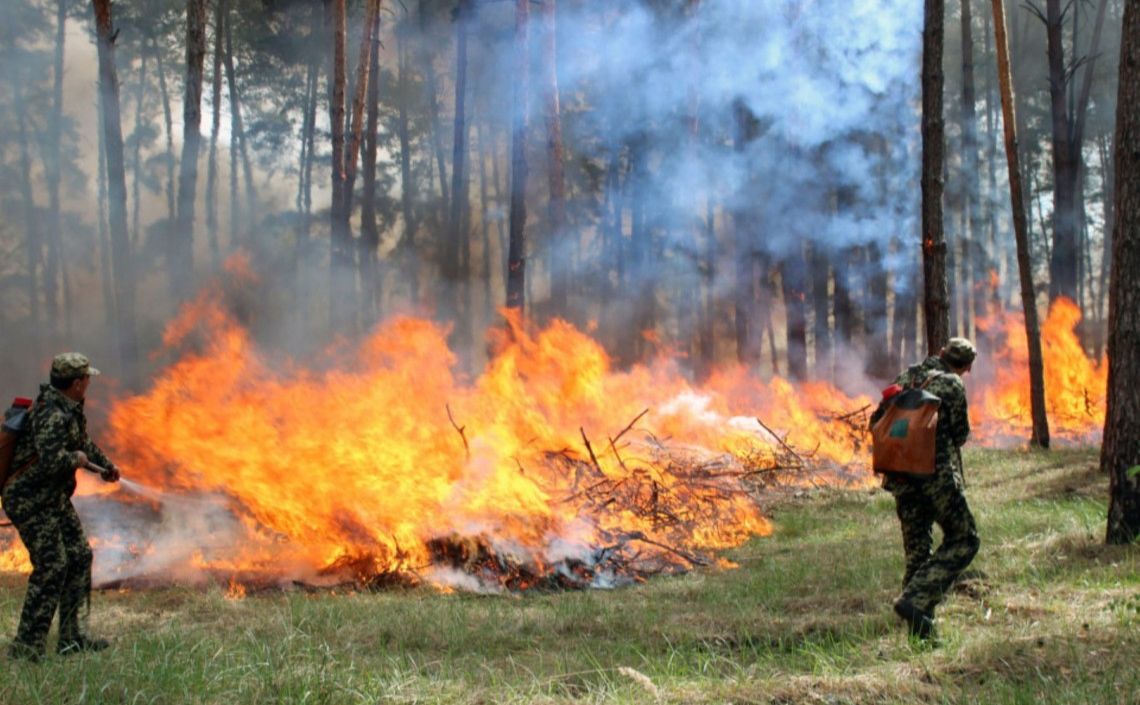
[1029,461,1108,502]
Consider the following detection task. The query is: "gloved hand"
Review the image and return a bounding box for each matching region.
[100,464,120,483]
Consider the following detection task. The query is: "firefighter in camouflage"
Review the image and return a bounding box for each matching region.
[2,353,121,662]
[871,338,979,643]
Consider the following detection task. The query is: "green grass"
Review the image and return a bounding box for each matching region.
[2,448,1137,704]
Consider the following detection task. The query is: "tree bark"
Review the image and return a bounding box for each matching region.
[96,82,115,329]
[326,0,356,332]
[809,243,832,379]
[505,0,530,314]
[865,241,892,379]
[780,249,809,381]
[344,0,381,215]
[206,0,225,266]
[360,7,382,324]
[992,0,1051,447]
[1044,0,1080,304]
[922,0,951,354]
[131,51,148,249]
[173,0,208,297]
[222,17,257,240]
[152,36,177,226]
[446,0,471,313]
[543,0,569,314]
[961,0,988,349]
[44,0,68,330]
[92,0,139,383]
[16,85,41,329]
[396,31,419,305]
[1104,0,1140,544]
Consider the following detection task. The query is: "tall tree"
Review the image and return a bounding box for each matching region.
[992,0,1051,447]
[173,0,207,296]
[326,0,355,331]
[780,247,809,380]
[206,0,225,266]
[543,0,569,314]
[505,0,530,313]
[1038,0,1113,305]
[922,0,951,353]
[92,0,139,382]
[359,7,383,324]
[44,0,69,331]
[1104,0,1140,544]
[960,0,988,349]
[445,0,472,315]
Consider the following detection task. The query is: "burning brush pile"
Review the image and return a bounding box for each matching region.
[0,287,1107,594]
[2,290,873,594]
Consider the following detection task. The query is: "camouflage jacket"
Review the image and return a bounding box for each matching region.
[871,356,970,479]
[1,384,116,520]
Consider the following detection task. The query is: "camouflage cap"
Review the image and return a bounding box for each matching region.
[51,352,101,380]
[942,337,977,367]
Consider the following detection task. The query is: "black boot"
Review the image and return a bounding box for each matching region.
[57,635,110,655]
[893,598,937,642]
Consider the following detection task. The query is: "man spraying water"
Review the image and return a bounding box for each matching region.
[1,353,122,661]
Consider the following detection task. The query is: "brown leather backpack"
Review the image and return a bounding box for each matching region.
[871,372,943,476]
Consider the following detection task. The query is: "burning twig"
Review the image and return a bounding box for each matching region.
[624,531,709,567]
[445,404,470,460]
[580,427,604,477]
[754,416,805,466]
[606,408,649,474]
[835,404,871,423]
[613,408,650,445]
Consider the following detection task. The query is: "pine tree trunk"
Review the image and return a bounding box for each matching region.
[173,0,207,296]
[131,52,148,249]
[865,241,892,379]
[360,7,382,324]
[92,0,139,383]
[206,0,225,266]
[303,58,317,238]
[1104,0,1140,544]
[629,134,655,359]
[477,117,494,326]
[96,85,115,329]
[44,0,68,331]
[922,0,951,354]
[223,17,257,239]
[543,0,569,314]
[397,32,419,305]
[1042,0,1079,304]
[992,0,1051,447]
[152,36,177,226]
[326,0,355,333]
[505,0,530,314]
[781,250,809,381]
[961,0,988,350]
[699,197,716,374]
[360,8,383,321]
[446,0,471,315]
[809,243,831,379]
[16,86,41,329]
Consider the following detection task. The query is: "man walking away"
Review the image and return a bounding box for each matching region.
[2,353,122,661]
[871,338,980,643]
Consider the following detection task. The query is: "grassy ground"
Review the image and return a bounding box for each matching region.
[1,448,1137,704]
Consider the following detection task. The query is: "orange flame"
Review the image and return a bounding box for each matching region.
[973,297,1107,444]
[0,290,1107,588]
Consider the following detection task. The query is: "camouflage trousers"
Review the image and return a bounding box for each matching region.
[9,499,92,653]
[886,469,980,614]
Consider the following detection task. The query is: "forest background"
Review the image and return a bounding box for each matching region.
[0,0,1124,396]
